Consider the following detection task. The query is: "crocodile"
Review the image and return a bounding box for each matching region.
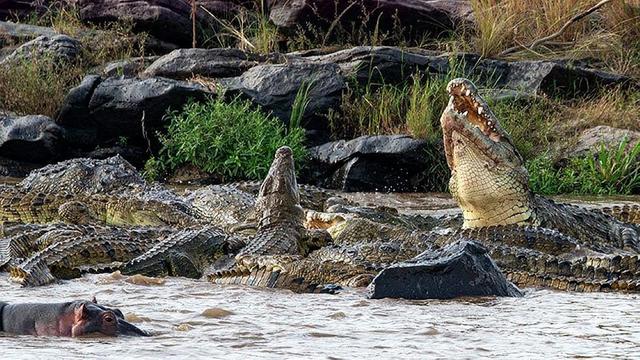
[0,184,199,227]
[208,146,332,287]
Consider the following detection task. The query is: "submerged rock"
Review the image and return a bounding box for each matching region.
[307,135,431,192]
[367,240,522,300]
[0,114,64,163]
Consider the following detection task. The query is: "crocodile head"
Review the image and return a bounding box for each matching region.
[256,146,304,228]
[440,78,534,228]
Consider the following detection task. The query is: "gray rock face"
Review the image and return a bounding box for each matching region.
[308,135,431,192]
[367,240,523,300]
[0,34,80,65]
[563,126,640,160]
[56,75,211,150]
[0,21,58,46]
[0,114,64,162]
[143,48,271,79]
[269,0,473,43]
[101,56,159,77]
[305,47,634,98]
[221,62,345,129]
[77,0,249,47]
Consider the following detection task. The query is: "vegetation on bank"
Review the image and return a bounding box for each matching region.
[0,7,145,116]
[143,96,307,182]
[1,2,638,195]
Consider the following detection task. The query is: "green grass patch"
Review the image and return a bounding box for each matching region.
[527,138,640,196]
[144,96,307,182]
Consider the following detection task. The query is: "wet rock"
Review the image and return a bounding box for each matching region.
[77,0,250,48]
[563,126,640,160]
[101,56,159,77]
[0,21,58,46]
[269,0,473,44]
[143,48,273,80]
[0,34,80,65]
[368,240,522,300]
[0,114,64,163]
[56,75,211,151]
[307,135,431,192]
[18,155,144,194]
[221,62,345,130]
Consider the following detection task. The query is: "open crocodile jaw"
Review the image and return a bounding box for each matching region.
[441,79,532,228]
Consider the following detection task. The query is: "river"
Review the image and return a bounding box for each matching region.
[1,193,639,359]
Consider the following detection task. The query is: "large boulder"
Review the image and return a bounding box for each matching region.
[0,114,64,163]
[269,0,473,44]
[562,126,640,160]
[0,21,58,46]
[367,240,522,300]
[143,48,275,79]
[220,61,345,131]
[307,135,433,192]
[77,0,250,48]
[56,75,211,151]
[0,34,80,65]
[0,0,74,21]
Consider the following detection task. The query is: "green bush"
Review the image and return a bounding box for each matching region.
[527,139,640,196]
[145,96,307,181]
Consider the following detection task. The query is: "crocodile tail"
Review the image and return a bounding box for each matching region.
[600,205,640,225]
[9,261,56,287]
[505,271,640,292]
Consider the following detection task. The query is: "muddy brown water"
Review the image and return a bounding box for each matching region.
[1,192,639,359]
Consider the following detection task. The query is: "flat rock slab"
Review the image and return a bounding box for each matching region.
[367,240,522,300]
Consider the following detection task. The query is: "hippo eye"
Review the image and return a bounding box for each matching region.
[104,315,115,323]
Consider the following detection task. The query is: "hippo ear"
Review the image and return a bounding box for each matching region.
[75,303,89,320]
[92,296,98,304]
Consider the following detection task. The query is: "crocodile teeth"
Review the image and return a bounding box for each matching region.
[478,106,484,114]
[462,111,468,116]
[465,89,471,96]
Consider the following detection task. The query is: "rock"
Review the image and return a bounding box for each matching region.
[101,56,159,77]
[0,34,80,65]
[56,75,211,151]
[143,48,272,80]
[269,0,473,44]
[221,62,345,130]
[0,114,64,163]
[0,157,41,178]
[19,155,144,194]
[563,126,640,160]
[0,21,58,46]
[0,0,73,21]
[77,0,250,48]
[305,47,634,98]
[367,240,522,300]
[307,135,432,192]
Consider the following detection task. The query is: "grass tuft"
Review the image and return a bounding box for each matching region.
[144,96,307,182]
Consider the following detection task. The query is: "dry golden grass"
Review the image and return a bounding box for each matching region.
[469,0,639,76]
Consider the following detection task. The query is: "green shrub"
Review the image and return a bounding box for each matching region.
[527,139,640,196]
[144,96,307,181]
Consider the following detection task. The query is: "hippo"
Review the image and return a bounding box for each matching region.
[0,298,149,337]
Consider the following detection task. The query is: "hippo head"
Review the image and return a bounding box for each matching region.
[71,300,149,337]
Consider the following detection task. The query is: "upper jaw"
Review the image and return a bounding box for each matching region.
[441,79,523,168]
